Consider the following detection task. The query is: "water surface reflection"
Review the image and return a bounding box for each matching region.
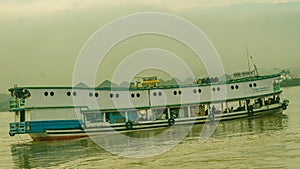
[11,114,288,168]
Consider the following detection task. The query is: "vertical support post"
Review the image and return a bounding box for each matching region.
[225,102,229,113]
[167,108,171,119]
[221,103,224,112]
[187,105,191,117]
[207,104,211,115]
[16,98,20,108]
[125,111,128,122]
[152,109,156,120]
[20,110,25,122]
[103,112,106,122]
[83,112,86,128]
[145,109,148,120]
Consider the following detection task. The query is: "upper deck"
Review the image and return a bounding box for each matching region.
[8,73,282,111]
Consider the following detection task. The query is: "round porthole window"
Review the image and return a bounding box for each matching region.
[44,91,48,96]
[50,91,54,96]
[131,93,135,98]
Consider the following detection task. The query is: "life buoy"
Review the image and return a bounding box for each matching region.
[9,132,15,137]
[282,103,287,110]
[208,113,215,121]
[125,121,133,130]
[168,118,175,126]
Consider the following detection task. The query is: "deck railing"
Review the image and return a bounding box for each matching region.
[9,99,25,110]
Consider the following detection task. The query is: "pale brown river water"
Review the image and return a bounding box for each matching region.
[0,86,299,168]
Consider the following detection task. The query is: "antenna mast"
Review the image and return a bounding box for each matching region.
[246,45,251,72]
[245,45,258,76]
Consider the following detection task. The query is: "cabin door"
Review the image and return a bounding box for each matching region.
[20,110,25,122]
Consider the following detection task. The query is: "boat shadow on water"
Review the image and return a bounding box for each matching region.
[193,113,288,139]
[10,113,288,168]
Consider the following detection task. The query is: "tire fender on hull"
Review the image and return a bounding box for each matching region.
[168,118,175,126]
[282,103,287,110]
[208,113,215,121]
[125,121,133,130]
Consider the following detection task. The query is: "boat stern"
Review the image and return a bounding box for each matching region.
[9,121,30,136]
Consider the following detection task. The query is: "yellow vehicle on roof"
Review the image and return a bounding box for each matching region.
[130,76,160,88]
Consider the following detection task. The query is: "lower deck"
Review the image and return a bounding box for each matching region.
[11,102,285,141]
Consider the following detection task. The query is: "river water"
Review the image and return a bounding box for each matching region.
[1,86,299,168]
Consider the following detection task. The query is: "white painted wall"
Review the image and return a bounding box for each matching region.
[23,78,278,110]
[29,108,78,121]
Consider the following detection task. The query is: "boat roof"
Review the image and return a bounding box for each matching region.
[8,73,281,91]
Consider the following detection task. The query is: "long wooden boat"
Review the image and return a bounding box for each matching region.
[8,71,289,141]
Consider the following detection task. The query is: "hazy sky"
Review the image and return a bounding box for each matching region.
[0,0,300,93]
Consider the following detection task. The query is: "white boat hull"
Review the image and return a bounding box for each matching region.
[28,104,283,141]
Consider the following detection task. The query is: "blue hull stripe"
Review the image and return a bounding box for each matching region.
[29,120,81,133]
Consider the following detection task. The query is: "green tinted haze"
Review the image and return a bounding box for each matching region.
[0,0,299,93]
